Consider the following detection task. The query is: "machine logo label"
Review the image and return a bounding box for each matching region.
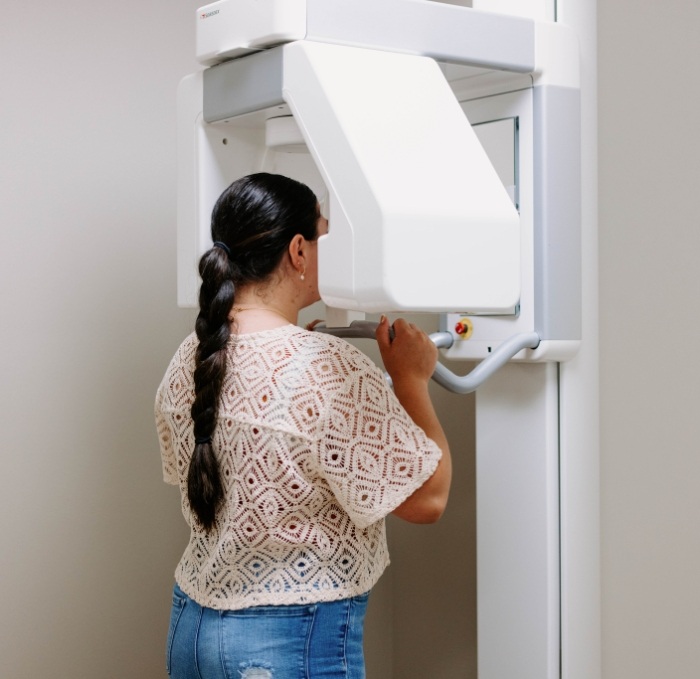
[200,10,220,18]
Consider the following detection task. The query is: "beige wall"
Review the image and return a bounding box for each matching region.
[0,2,199,675]
[0,0,200,679]
[598,2,700,677]
[4,1,699,678]
[0,3,475,676]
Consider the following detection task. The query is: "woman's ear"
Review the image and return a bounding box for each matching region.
[288,234,306,273]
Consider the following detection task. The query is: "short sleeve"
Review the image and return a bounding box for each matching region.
[154,335,198,487]
[155,376,179,486]
[317,349,442,529]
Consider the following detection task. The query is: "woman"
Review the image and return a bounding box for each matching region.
[155,173,451,679]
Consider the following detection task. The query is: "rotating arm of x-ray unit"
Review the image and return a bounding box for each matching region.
[315,321,540,394]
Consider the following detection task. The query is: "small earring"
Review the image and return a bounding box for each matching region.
[300,270,305,281]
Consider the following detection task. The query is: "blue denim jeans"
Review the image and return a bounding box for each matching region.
[166,584,369,679]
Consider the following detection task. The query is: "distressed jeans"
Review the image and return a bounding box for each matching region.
[166,584,369,679]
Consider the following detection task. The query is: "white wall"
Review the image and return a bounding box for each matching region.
[598,2,700,677]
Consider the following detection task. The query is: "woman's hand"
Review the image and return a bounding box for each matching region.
[305,318,324,331]
[375,316,438,386]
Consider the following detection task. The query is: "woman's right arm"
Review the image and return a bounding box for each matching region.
[376,316,452,524]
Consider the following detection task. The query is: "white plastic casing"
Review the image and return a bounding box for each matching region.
[283,41,521,313]
[197,0,306,65]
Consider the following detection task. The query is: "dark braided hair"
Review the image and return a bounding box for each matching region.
[188,173,319,531]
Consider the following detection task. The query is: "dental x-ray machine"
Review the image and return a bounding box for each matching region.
[177,1,589,677]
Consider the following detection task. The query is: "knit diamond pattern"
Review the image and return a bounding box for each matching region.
[155,325,441,610]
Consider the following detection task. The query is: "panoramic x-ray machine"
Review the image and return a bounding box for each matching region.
[178,1,596,677]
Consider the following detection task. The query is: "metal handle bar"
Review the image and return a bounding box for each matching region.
[314,320,540,394]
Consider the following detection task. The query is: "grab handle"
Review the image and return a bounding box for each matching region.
[314,321,540,394]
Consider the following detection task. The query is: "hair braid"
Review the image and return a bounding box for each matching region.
[186,173,319,532]
[187,246,233,531]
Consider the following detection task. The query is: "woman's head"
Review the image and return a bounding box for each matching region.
[211,173,320,285]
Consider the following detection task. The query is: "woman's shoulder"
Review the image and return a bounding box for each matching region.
[163,332,199,382]
[172,331,199,365]
[300,331,390,397]
[165,325,381,387]
[292,327,378,370]
[243,325,381,382]
[238,324,361,355]
[156,332,198,411]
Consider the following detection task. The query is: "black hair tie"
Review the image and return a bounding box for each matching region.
[195,435,212,445]
[212,241,231,258]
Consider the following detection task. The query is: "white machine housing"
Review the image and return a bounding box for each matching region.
[179,0,581,360]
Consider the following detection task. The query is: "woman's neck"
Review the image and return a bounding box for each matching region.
[229,289,298,334]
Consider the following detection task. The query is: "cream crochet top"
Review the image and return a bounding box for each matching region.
[155,325,441,610]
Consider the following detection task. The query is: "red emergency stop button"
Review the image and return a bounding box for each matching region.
[454,317,474,339]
